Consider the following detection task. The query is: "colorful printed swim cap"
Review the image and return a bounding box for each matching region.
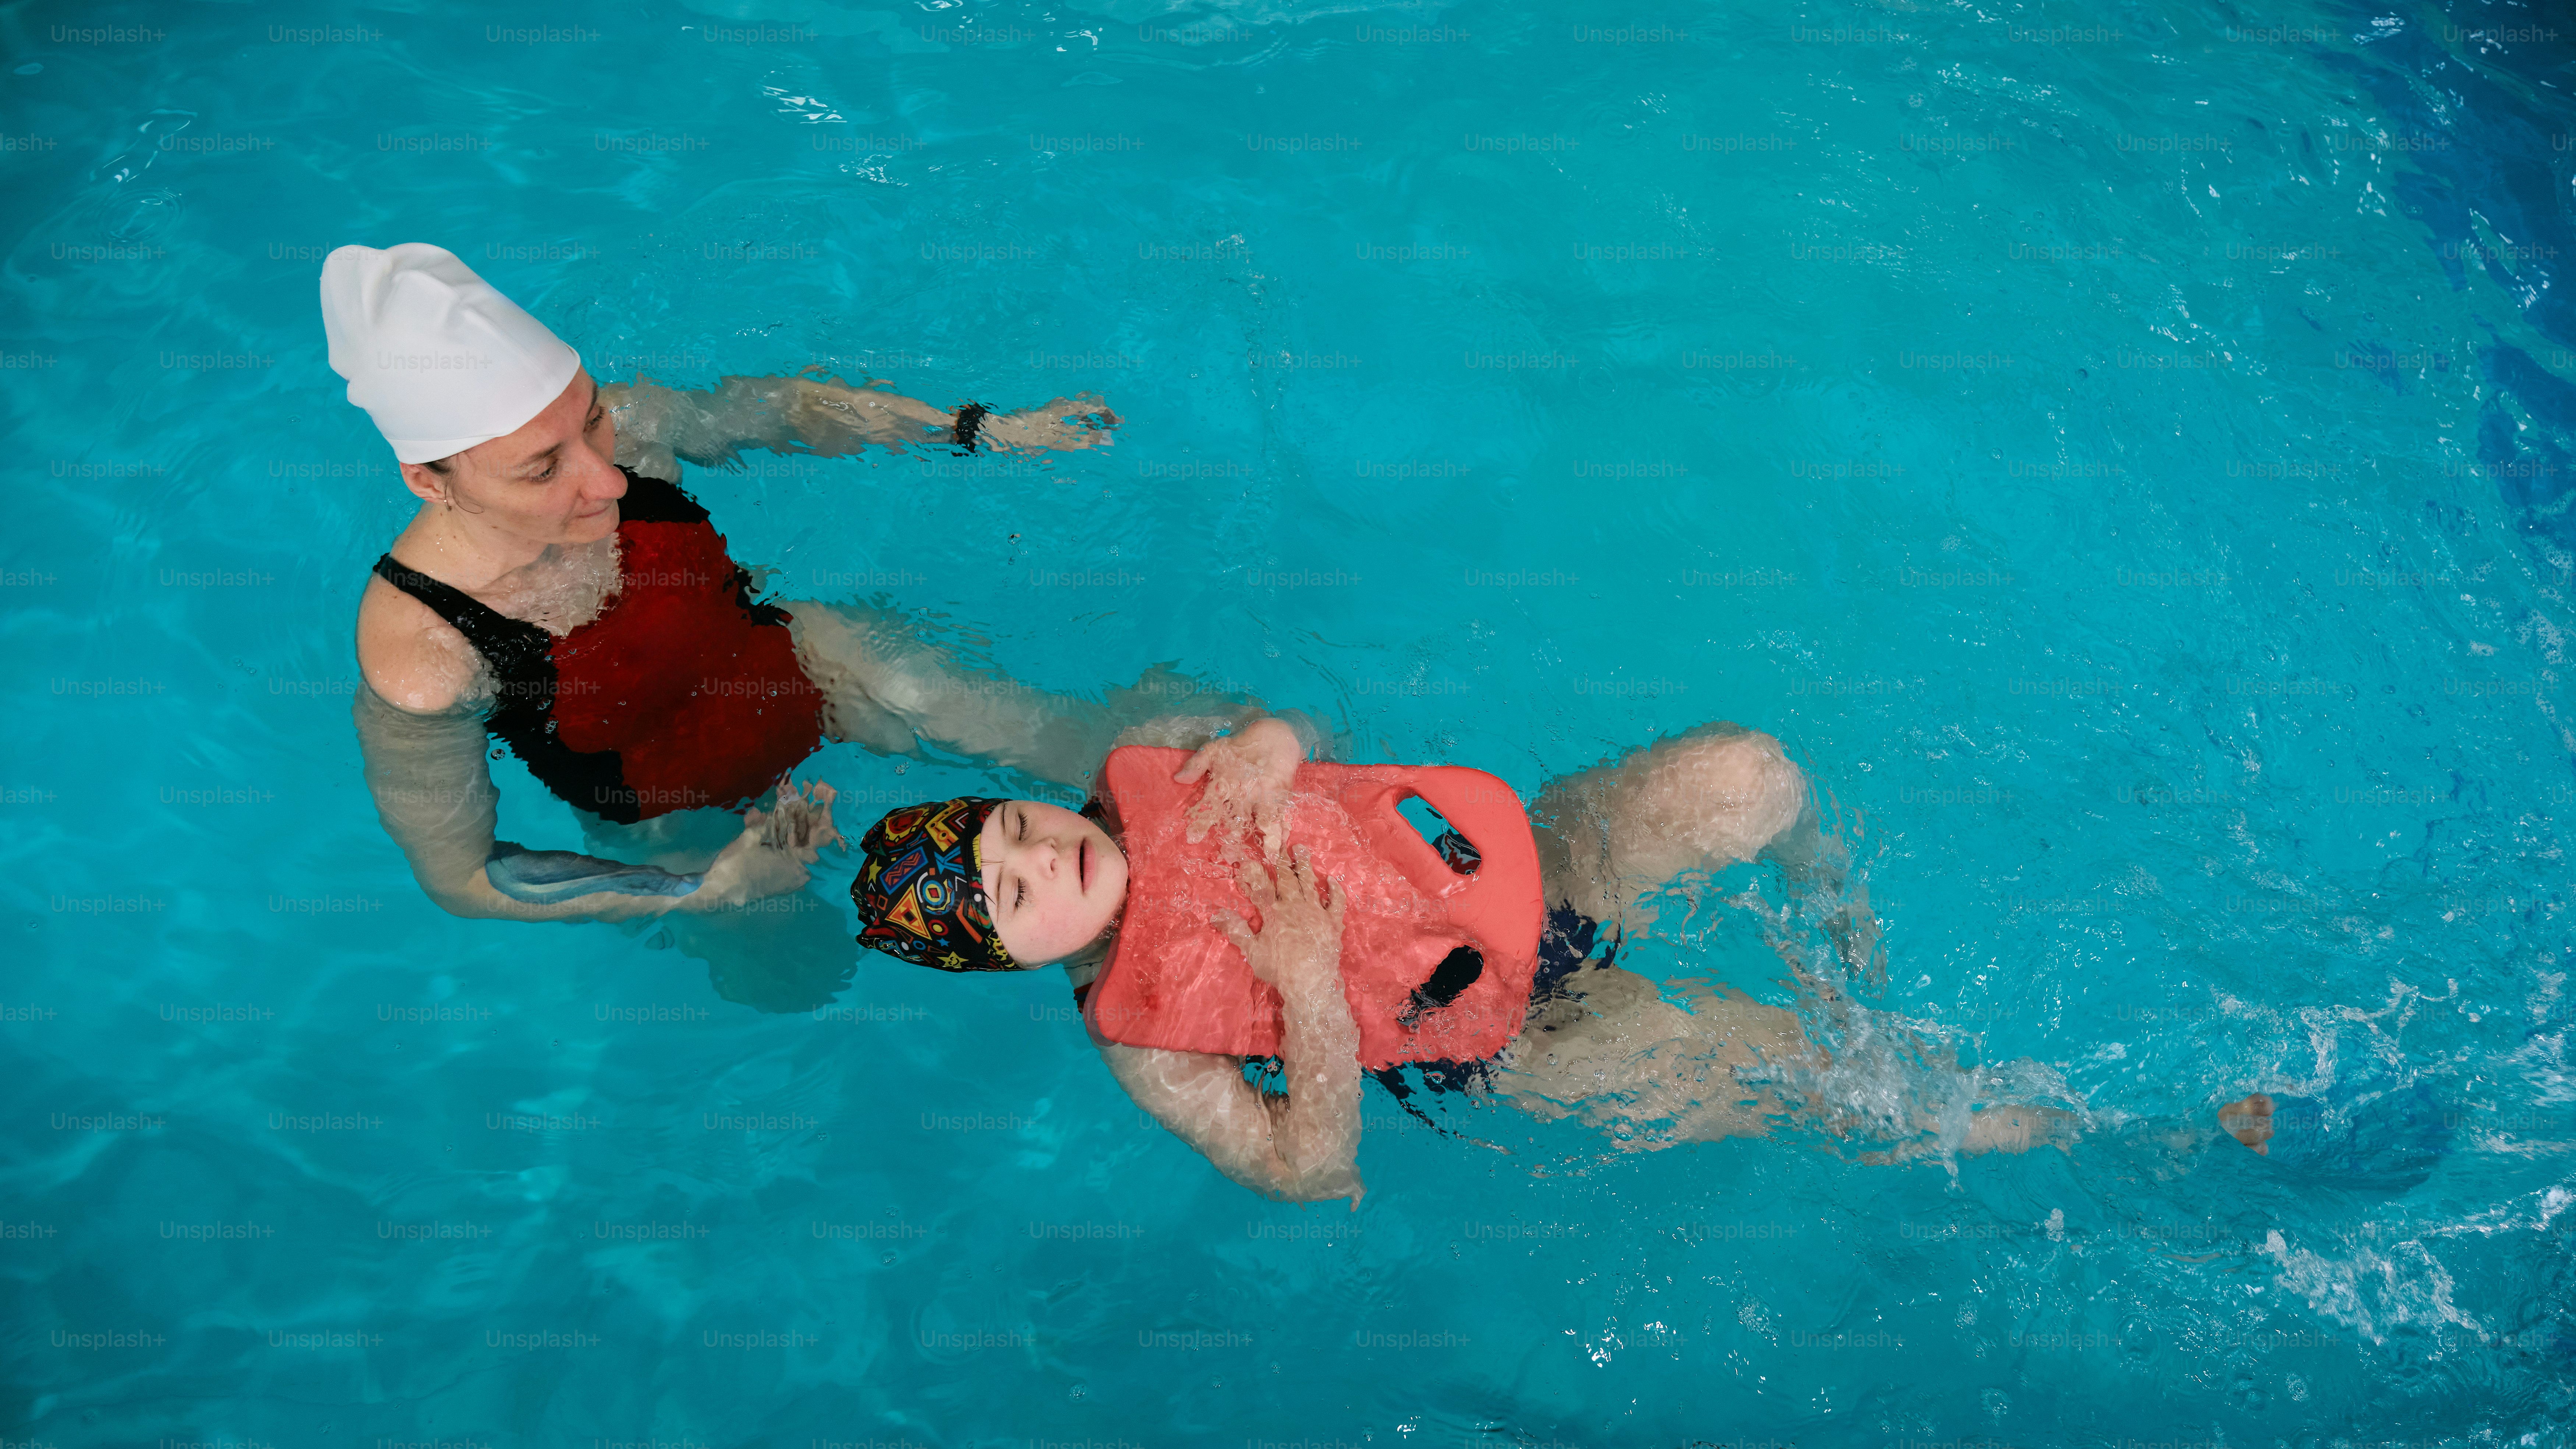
[853,797,1017,972]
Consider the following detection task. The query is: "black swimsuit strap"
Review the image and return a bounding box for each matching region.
[369,550,642,820]
[369,555,553,678]
[615,466,708,524]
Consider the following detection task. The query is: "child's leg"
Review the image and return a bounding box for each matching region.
[1494,965,2079,1158]
[1491,964,1818,1150]
[1532,722,1881,978]
[1531,722,1808,931]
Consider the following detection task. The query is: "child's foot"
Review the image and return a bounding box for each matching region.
[2217,1093,2274,1154]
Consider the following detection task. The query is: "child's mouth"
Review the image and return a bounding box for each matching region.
[1078,837,1089,890]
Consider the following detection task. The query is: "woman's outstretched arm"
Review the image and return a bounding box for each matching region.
[602,372,1114,479]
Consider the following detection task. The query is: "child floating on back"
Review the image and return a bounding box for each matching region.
[849,710,2079,1202]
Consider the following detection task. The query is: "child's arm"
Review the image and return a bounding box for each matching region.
[1094,849,1365,1205]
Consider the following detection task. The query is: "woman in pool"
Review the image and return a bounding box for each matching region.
[850,711,2078,1203]
[331,243,1153,1009]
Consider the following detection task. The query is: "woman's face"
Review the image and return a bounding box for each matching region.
[979,799,1128,965]
[398,370,625,547]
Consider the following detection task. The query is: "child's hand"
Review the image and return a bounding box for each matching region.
[2217,1093,2274,1154]
[1213,847,1347,989]
[1176,717,1305,855]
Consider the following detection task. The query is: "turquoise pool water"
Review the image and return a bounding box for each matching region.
[6,0,2575,1442]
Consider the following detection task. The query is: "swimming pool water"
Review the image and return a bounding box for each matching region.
[6,0,2575,1443]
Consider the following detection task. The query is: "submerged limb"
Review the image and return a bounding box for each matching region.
[354,683,678,923]
[1533,722,1880,981]
[358,674,836,922]
[1770,1001,2085,1163]
[1854,1104,2083,1163]
[486,782,836,909]
[785,600,1119,787]
[1758,786,1884,985]
[793,600,1308,794]
[1101,1041,1364,1204]
[1230,851,1362,1197]
[1531,723,1809,935]
[977,393,1120,454]
[604,374,950,477]
[1506,728,2058,1159]
[1491,961,2082,1160]
[1490,963,1818,1150]
[485,844,701,904]
[604,374,1115,480]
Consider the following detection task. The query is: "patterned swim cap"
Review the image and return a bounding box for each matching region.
[852,797,1018,972]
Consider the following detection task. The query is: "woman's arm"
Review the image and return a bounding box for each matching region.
[353,685,831,923]
[1094,849,1363,1204]
[789,606,1322,794]
[785,600,1128,789]
[602,373,1114,479]
[353,684,679,922]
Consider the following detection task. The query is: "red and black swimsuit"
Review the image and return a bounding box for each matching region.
[372,468,827,824]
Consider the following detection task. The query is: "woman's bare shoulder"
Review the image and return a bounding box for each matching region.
[357,572,482,713]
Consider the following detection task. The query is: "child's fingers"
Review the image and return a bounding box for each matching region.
[1185,787,1241,843]
[1174,741,1219,784]
[1235,858,1275,904]
[1212,912,1256,956]
[1289,845,1319,895]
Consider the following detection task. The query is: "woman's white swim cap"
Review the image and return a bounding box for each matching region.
[318,242,583,465]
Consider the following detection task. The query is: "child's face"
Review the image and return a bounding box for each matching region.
[978,799,1128,965]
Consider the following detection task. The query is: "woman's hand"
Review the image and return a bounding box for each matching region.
[1176,717,1305,853]
[978,393,1120,453]
[680,781,842,912]
[1212,846,1347,990]
[757,780,843,852]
